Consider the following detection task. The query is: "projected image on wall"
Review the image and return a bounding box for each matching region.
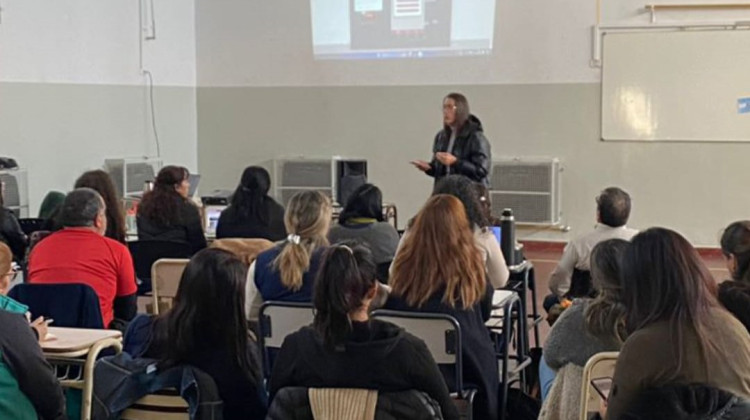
[311,0,496,60]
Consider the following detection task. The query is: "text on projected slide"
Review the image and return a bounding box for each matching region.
[311,0,496,60]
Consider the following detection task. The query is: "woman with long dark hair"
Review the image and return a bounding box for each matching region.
[124,248,267,420]
[606,228,750,419]
[411,93,491,186]
[386,194,498,420]
[269,244,459,419]
[75,170,127,243]
[216,166,286,241]
[245,191,331,320]
[328,184,399,265]
[719,221,750,332]
[0,190,26,262]
[538,239,628,416]
[136,165,206,253]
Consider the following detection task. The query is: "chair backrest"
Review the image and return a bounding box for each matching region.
[17,218,46,236]
[8,283,104,328]
[128,240,193,295]
[150,259,189,315]
[579,351,619,420]
[120,391,190,420]
[258,301,314,375]
[210,237,274,265]
[371,310,464,393]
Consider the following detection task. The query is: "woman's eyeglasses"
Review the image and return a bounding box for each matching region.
[4,264,19,282]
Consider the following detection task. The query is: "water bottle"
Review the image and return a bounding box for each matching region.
[500,208,516,266]
[143,180,154,193]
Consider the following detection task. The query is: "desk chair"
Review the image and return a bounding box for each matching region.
[371,310,477,420]
[9,283,104,328]
[258,301,314,378]
[579,352,619,420]
[17,217,46,236]
[150,258,189,315]
[128,240,193,295]
[121,391,190,420]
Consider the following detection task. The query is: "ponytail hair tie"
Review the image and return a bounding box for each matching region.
[338,245,354,254]
[287,234,301,245]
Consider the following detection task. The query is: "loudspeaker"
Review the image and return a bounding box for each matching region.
[336,160,367,205]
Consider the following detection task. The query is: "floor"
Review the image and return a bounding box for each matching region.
[522,244,729,348]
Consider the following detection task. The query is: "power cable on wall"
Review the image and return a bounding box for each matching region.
[142,69,161,158]
[139,0,160,158]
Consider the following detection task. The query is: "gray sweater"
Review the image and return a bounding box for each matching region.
[328,222,399,264]
[543,299,621,369]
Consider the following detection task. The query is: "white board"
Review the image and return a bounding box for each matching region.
[602,30,750,142]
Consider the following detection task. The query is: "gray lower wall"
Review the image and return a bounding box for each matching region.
[1,82,197,214]
[196,83,750,246]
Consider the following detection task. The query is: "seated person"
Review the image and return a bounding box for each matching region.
[0,193,27,262]
[245,191,331,320]
[136,165,206,254]
[38,191,66,232]
[216,166,286,242]
[269,244,459,420]
[400,175,509,289]
[75,170,127,243]
[386,194,499,420]
[546,187,637,311]
[328,184,399,266]
[0,241,66,420]
[719,221,750,332]
[124,248,267,420]
[606,228,750,419]
[538,239,628,417]
[28,188,137,328]
[620,384,750,420]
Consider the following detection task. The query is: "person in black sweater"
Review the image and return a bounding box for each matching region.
[386,194,499,420]
[123,248,267,420]
[0,192,26,262]
[216,166,286,241]
[719,221,750,332]
[136,165,206,254]
[269,244,459,420]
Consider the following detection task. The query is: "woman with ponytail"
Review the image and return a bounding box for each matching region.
[216,166,286,241]
[268,244,458,420]
[245,191,331,320]
[719,221,750,332]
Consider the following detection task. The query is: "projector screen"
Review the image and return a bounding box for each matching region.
[312,0,497,60]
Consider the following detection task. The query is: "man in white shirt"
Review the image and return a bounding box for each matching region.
[545,187,637,311]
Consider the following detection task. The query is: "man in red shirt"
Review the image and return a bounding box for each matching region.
[28,188,137,328]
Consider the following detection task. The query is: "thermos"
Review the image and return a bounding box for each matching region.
[143,180,154,193]
[500,208,516,266]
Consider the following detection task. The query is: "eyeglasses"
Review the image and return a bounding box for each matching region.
[3,268,19,282]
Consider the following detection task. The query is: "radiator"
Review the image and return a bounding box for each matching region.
[489,158,562,225]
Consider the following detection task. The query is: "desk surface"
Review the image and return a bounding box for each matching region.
[492,290,517,309]
[42,327,122,354]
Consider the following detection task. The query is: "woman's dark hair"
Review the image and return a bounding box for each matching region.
[75,170,127,242]
[444,92,470,130]
[720,221,750,284]
[230,166,274,225]
[154,248,259,379]
[338,184,384,225]
[313,243,377,349]
[137,165,189,227]
[584,238,630,344]
[621,384,741,420]
[621,228,724,376]
[433,175,488,229]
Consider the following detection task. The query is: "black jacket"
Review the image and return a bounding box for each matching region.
[136,198,207,254]
[0,207,27,261]
[0,309,66,420]
[718,280,750,333]
[215,199,286,242]
[427,115,491,186]
[384,285,498,420]
[268,320,459,420]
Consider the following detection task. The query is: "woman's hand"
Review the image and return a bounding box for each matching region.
[435,152,457,166]
[410,160,431,172]
[31,316,50,343]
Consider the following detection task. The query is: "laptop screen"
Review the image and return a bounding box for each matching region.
[204,205,226,235]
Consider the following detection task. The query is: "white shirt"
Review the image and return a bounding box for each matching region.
[549,224,638,297]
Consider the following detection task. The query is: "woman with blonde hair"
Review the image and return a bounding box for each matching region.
[385,194,498,420]
[245,191,331,320]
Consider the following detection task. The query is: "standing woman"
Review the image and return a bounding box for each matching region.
[136,166,207,254]
[75,169,127,243]
[411,93,492,187]
[216,166,286,241]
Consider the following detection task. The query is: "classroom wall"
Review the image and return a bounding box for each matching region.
[0,0,197,214]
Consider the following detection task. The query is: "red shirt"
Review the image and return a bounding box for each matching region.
[28,228,137,327]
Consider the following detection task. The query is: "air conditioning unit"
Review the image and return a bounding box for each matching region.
[104,158,162,198]
[0,169,29,218]
[489,158,562,225]
[268,157,367,206]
